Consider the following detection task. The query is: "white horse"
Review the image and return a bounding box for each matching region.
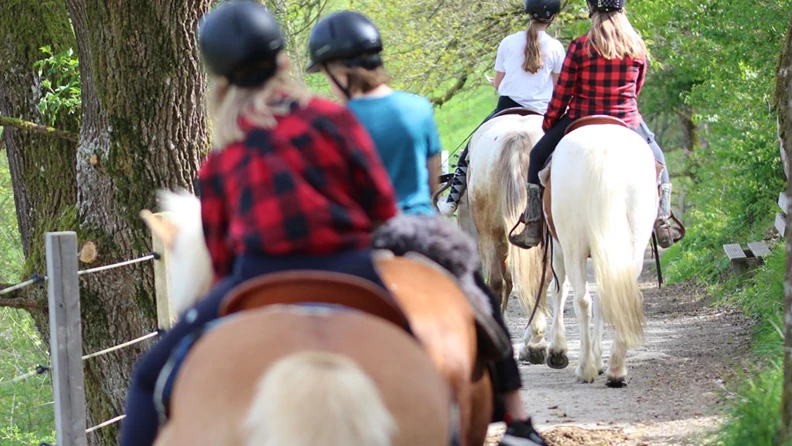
[140,190,213,318]
[542,122,657,386]
[463,112,552,364]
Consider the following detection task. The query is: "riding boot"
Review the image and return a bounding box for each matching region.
[654,183,683,248]
[508,183,543,249]
[438,151,469,217]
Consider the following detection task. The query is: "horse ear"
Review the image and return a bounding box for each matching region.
[140,209,178,249]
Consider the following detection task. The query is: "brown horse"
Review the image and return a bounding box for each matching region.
[142,192,494,445]
[154,307,452,446]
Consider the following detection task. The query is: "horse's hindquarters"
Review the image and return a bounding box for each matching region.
[550,125,657,251]
[548,125,657,382]
[164,308,451,446]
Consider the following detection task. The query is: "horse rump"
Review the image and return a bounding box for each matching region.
[244,351,397,446]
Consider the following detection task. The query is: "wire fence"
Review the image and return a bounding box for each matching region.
[0,253,159,300]
[1,237,171,444]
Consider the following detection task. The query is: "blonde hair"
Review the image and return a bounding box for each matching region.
[208,53,312,150]
[587,11,646,60]
[522,21,544,74]
[326,62,391,95]
[244,352,397,446]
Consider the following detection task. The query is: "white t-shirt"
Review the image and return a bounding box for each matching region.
[494,30,566,113]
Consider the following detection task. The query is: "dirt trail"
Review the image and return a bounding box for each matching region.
[485,257,753,445]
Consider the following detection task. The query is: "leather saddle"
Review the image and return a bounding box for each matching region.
[155,271,411,424]
[542,115,667,242]
[218,270,410,330]
[218,255,490,385]
[491,106,543,120]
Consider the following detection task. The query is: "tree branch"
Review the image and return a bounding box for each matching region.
[0,298,45,310]
[0,115,78,143]
[430,72,469,106]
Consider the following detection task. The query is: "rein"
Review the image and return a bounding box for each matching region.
[523,224,558,331]
[651,232,663,289]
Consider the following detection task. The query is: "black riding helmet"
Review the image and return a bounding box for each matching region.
[305,11,383,74]
[198,0,285,88]
[586,0,625,13]
[524,0,562,22]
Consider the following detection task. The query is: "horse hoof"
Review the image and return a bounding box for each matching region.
[520,346,547,365]
[606,376,627,388]
[546,351,569,369]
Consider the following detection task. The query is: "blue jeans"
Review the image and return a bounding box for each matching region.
[120,249,389,446]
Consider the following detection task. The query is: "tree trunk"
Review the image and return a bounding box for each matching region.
[2,1,210,444]
[65,1,210,443]
[0,0,80,367]
[776,13,792,446]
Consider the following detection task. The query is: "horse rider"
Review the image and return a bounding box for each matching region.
[307,10,549,446]
[120,3,400,444]
[439,0,566,217]
[306,11,443,216]
[509,0,684,250]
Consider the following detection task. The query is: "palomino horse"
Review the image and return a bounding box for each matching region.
[541,116,658,387]
[141,192,494,446]
[463,110,552,364]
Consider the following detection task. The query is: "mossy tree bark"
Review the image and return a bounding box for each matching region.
[1,1,210,444]
[776,13,792,446]
[0,0,80,374]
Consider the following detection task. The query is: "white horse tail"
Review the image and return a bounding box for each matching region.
[589,179,645,348]
[494,131,532,231]
[493,131,545,309]
[244,351,397,446]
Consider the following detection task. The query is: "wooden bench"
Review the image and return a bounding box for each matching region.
[723,242,771,274]
[776,191,788,237]
[723,191,786,273]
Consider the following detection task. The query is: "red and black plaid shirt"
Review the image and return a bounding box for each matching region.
[198,97,398,278]
[543,33,646,131]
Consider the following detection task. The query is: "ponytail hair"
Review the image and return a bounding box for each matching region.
[522,20,544,74]
[587,10,646,60]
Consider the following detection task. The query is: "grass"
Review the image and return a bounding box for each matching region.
[712,362,788,446]
[433,87,499,164]
[674,244,788,446]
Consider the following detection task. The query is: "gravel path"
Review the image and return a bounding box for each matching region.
[484,256,753,445]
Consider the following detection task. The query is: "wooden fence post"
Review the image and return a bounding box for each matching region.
[152,212,174,330]
[46,231,88,446]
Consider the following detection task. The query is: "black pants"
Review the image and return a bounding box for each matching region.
[474,271,521,393]
[457,95,524,163]
[527,115,576,185]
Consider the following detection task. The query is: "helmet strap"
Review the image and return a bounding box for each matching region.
[323,63,352,100]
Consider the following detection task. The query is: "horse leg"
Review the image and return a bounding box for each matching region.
[603,250,646,386]
[546,241,569,369]
[605,336,629,388]
[501,243,513,323]
[592,295,605,375]
[519,280,548,365]
[490,239,509,324]
[568,254,597,383]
